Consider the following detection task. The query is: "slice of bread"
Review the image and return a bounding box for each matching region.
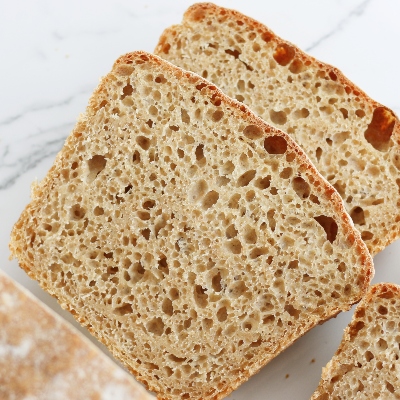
[0,270,154,400]
[155,2,400,256]
[10,51,373,400]
[311,283,400,399]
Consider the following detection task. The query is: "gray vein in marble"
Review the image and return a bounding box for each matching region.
[0,89,91,127]
[306,0,373,52]
[52,28,120,42]
[0,124,70,191]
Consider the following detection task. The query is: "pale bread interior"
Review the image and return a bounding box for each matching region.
[155,2,400,256]
[10,52,373,400]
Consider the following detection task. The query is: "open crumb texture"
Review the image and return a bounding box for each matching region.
[10,51,373,400]
[155,2,400,256]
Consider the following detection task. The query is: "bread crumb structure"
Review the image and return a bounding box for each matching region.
[311,284,400,399]
[10,52,373,400]
[155,2,400,255]
[0,270,154,400]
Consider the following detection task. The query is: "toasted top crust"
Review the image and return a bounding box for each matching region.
[10,51,373,400]
[0,270,154,400]
[155,2,400,256]
[311,283,400,399]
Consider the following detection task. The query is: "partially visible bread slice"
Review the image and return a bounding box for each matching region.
[155,2,400,256]
[311,283,400,399]
[0,270,154,400]
[10,51,373,400]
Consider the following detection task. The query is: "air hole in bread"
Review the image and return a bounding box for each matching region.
[261,31,273,42]
[289,59,304,74]
[279,167,293,179]
[254,176,271,190]
[292,177,310,199]
[137,211,150,221]
[294,108,310,119]
[350,207,365,225]
[377,305,388,315]
[269,110,287,125]
[267,209,276,231]
[316,147,323,162]
[285,304,300,319]
[244,225,257,244]
[195,144,206,166]
[136,136,150,150]
[158,256,169,275]
[202,191,219,209]
[221,161,235,175]
[147,317,165,336]
[235,94,245,102]
[225,48,241,59]
[356,109,365,118]
[250,247,268,259]
[228,193,241,209]
[211,272,223,292]
[319,105,334,115]
[70,204,86,221]
[203,318,213,330]
[87,155,107,182]
[181,109,190,124]
[225,239,242,254]
[225,224,238,239]
[243,124,263,139]
[114,303,133,316]
[237,170,256,187]
[212,110,224,122]
[155,74,167,84]
[143,200,156,210]
[194,285,208,308]
[93,206,104,217]
[339,108,349,119]
[162,298,173,316]
[132,151,140,164]
[273,43,295,66]
[121,83,133,99]
[377,338,388,350]
[189,179,208,202]
[217,306,227,322]
[141,229,151,240]
[229,280,247,298]
[264,136,287,154]
[364,107,395,152]
[314,215,338,243]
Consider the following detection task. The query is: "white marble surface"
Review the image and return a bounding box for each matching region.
[1,1,399,398]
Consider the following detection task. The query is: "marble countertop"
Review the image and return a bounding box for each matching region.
[1,1,399,398]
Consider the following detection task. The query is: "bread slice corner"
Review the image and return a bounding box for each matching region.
[311,283,400,399]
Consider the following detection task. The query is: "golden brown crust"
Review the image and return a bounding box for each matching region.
[155,3,400,256]
[10,51,374,400]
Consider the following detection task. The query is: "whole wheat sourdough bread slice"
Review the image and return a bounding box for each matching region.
[0,270,154,400]
[10,51,373,400]
[155,2,400,256]
[311,283,400,399]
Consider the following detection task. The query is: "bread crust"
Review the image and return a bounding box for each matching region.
[10,51,373,400]
[155,2,400,256]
